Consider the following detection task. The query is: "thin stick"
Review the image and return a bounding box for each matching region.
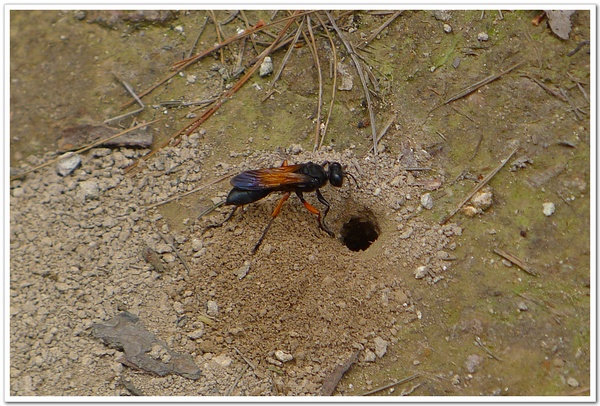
[207,11,226,65]
[128,14,301,172]
[10,119,161,181]
[327,11,379,158]
[225,364,248,396]
[369,115,395,153]
[306,14,324,152]
[105,74,145,124]
[239,11,259,54]
[187,15,209,58]
[443,61,525,105]
[316,12,338,150]
[233,347,256,371]
[220,10,239,26]
[361,373,420,396]
[120,19,268,110]
[264,18,304,100]
[145,174,230,209]
[440,147,517,224]
[155,228,191,276]
[474,336,504,362]
[520,74,568,102]
[358,11,403,49]
[494,248,540,277]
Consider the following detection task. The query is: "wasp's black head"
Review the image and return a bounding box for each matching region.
[328,162,344,187]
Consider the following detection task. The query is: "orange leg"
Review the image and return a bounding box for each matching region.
[253,191,291,253]
[296,190,334,236]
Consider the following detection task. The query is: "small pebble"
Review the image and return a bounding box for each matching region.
[517,302,528,311]
[567,377,579,387]
[56,153,81,176]
[420,193,433,210]
[188,328,205,340]
[443,23,452,33]
[414,266,429,279]
[259,56,273,77]
[206,300,219,317]
[363,349,376,362]
[452,56,461,69]
[373,337,388,358]
[274,350,293,363]
[543,202,556,216]
[465,354,483,373]
[477,32,489,41]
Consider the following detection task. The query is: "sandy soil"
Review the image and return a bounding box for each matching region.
[9,9,591,397]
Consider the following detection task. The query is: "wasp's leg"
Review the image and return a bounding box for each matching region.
[295,190,334,236]
[253,191,291,253]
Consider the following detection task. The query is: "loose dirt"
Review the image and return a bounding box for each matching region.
[9,9,591,397]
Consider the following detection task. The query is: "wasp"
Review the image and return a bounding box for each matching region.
[208,160,354,253]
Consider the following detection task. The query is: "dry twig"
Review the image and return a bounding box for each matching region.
[305,14,324,152]
[361,373,421,396]
[444,61,524,104]
[327,11,379,158]
[357,11,403,49]
[440,147,517,224]
[494,247,540,277]
[316,12,339,150]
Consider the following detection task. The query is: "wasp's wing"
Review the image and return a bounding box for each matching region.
[230,164,310,190]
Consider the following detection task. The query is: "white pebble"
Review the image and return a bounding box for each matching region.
[477,32,489,41]
[421,193,433,209]
[56,153,81,176]
[543,202,556,216]
[415,266,429,279]
[374,336,388,358]
[259,56,273,77]
[274,350,293,363]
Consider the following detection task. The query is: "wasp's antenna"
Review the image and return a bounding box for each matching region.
[198,200,225,220]
[345,171,359,188]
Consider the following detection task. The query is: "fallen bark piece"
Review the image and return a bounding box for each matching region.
[58,124,153,151]
[320,352,358,396]
[92,311,201,379]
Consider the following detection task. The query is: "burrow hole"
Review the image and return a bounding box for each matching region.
[340,214,380,252]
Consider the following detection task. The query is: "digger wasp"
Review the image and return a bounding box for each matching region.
[207,160,355,253]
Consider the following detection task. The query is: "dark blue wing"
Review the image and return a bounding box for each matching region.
[230,165,311,190]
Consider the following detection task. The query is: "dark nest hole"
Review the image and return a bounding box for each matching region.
[340,216,380,252]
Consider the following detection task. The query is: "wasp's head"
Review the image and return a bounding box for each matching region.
[326,162,344,187]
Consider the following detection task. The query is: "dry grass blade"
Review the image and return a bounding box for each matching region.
[263,18,304,99]
[520,74,568,102]
[357,11,403,49]
[494,248,540,277]
[440,147,517,224]
[305,14,324,152]
[126,13,302,172]
[187,15,209,58]
[443,61,525,105]
[120,19,268,110]
[327,11,379,158]
[316,12,338,150]
[361,373,421,396]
